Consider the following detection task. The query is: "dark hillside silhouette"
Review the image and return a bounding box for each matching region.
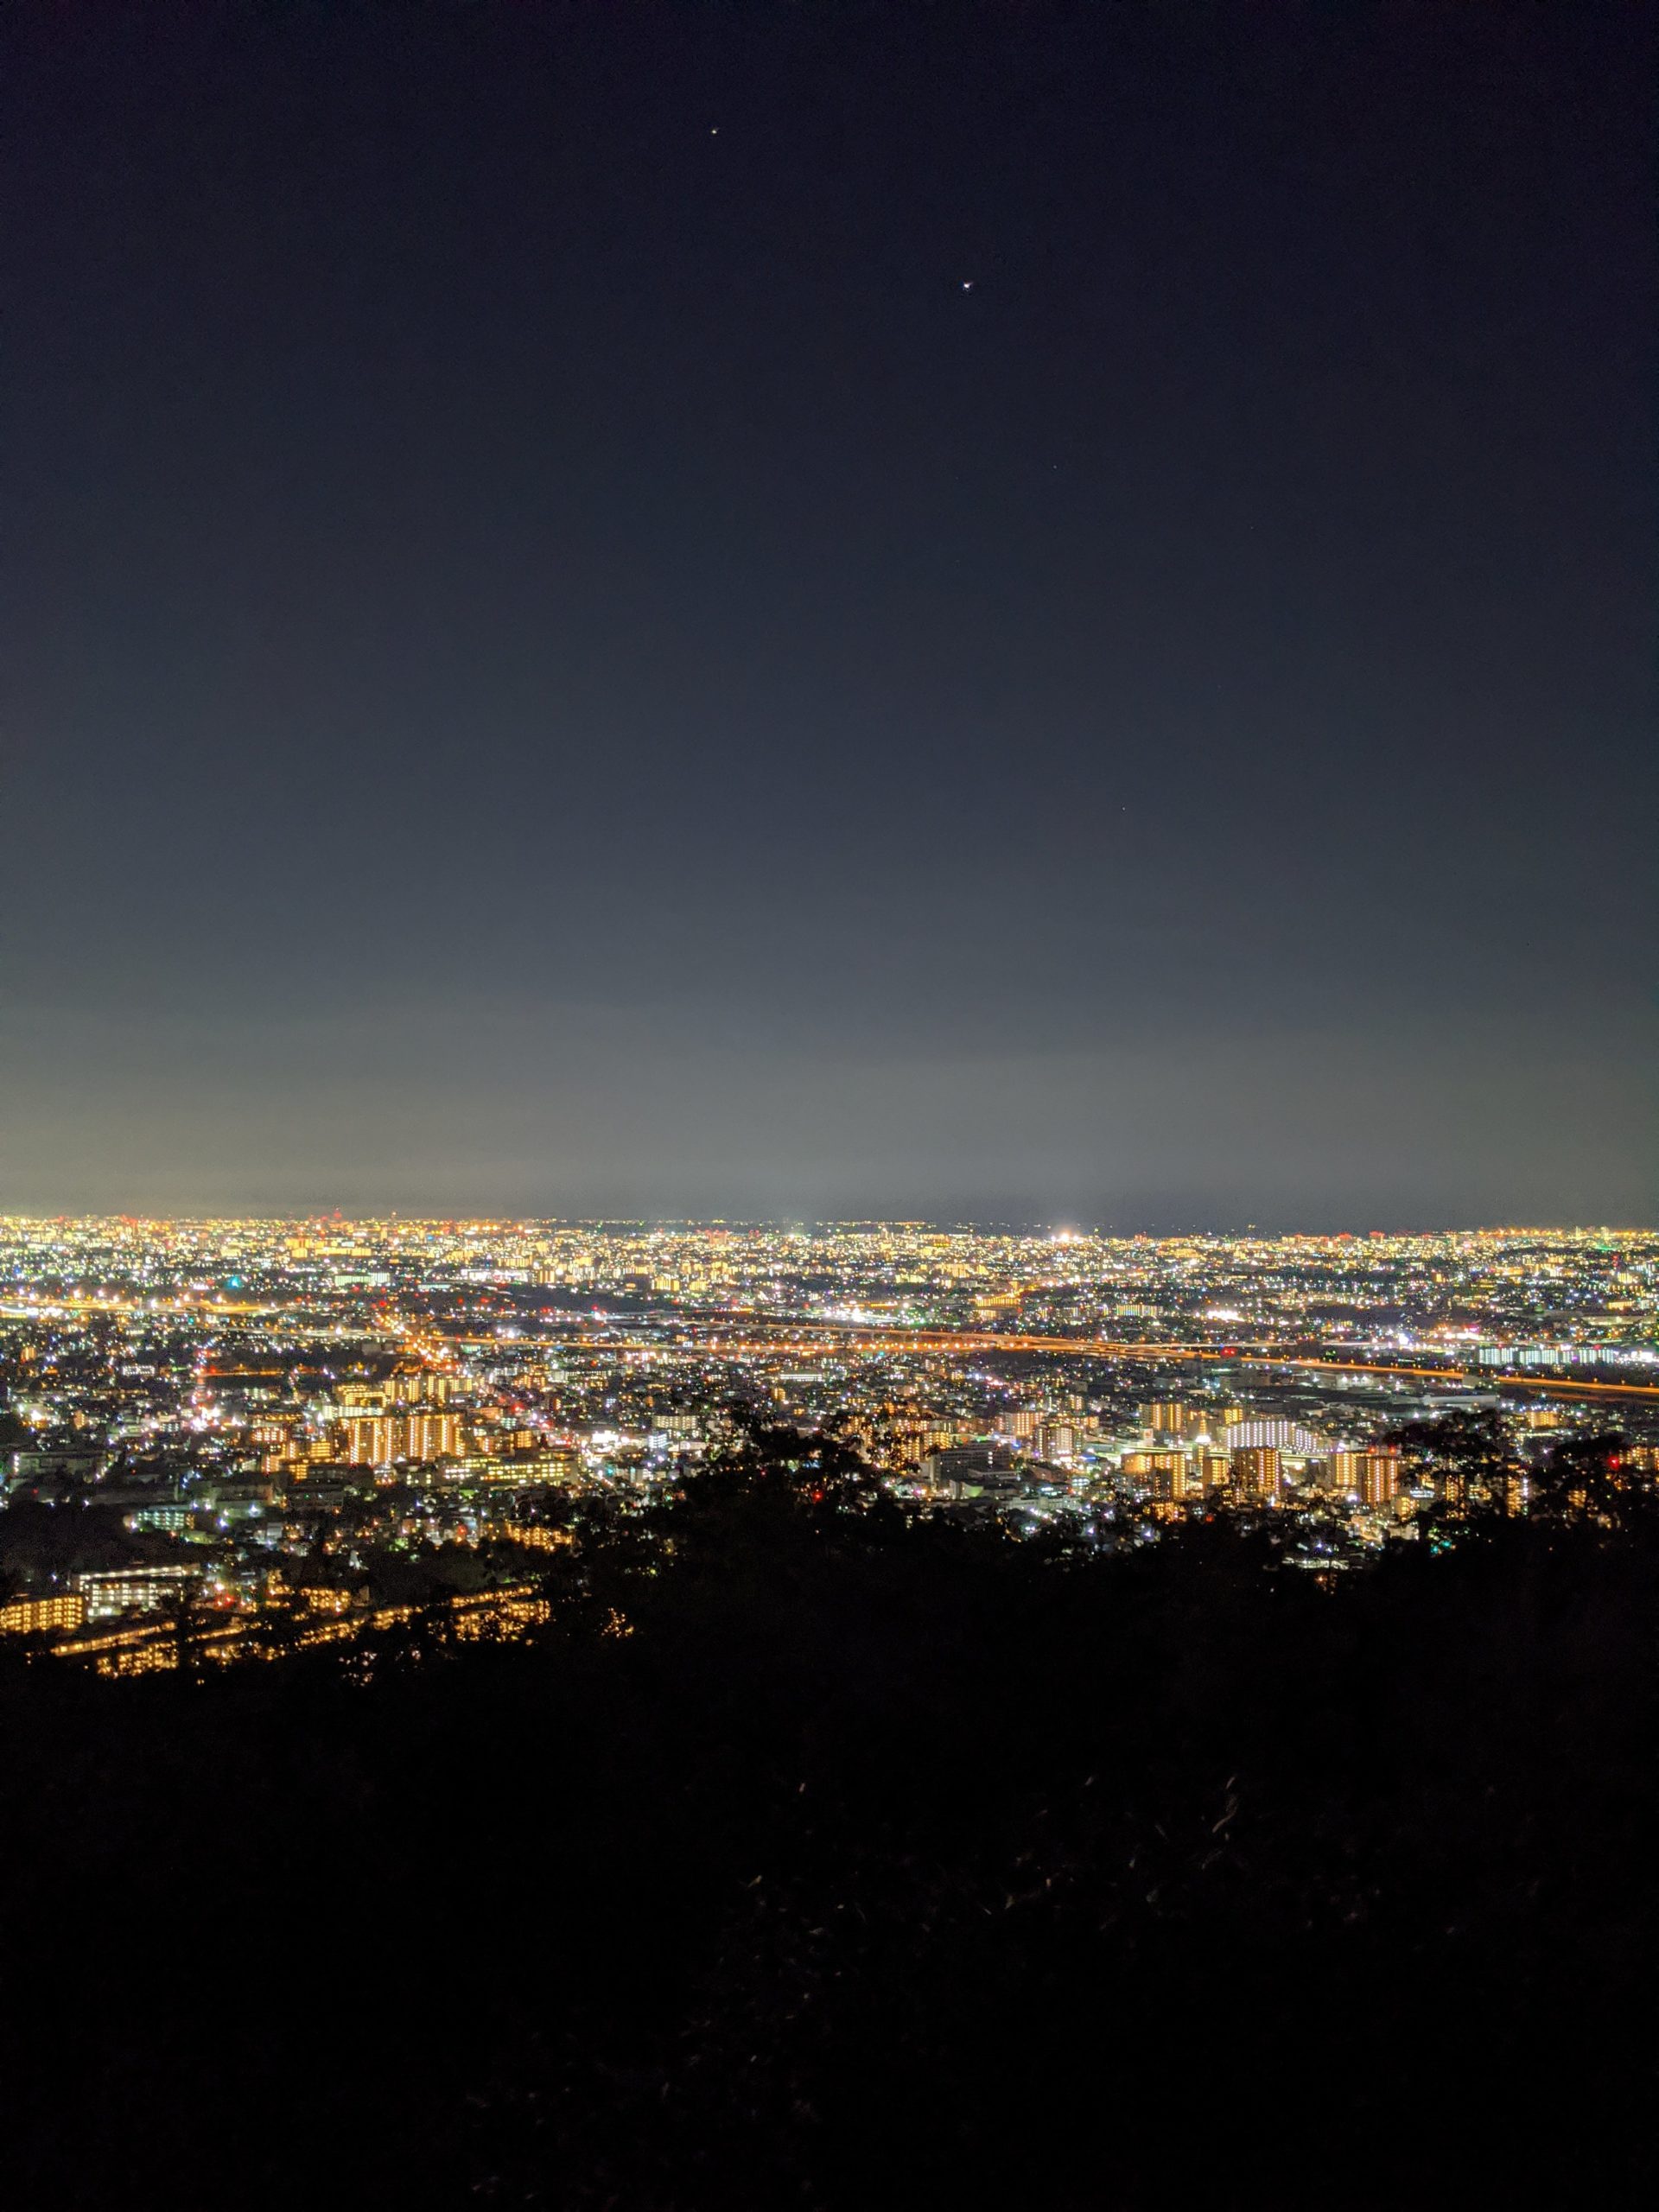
[0,1426,1654,2209]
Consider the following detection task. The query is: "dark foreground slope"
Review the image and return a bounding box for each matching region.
[2,1461,1655,2209]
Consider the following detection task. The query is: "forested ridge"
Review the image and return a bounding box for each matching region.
[2,1427,1655,2209]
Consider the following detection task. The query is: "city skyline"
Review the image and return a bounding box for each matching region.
[6,1214,1656,1667]
[6,12,1656,2203]
[5,1198,1654,2204]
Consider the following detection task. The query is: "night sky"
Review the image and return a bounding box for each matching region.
[4,4,1652,1227]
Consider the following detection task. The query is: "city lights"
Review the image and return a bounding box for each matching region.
[3,1216,1655,1672]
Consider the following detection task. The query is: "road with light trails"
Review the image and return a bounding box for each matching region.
[481,1314,1659,1404]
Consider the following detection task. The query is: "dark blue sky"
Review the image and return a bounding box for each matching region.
[3,3,1652,1225]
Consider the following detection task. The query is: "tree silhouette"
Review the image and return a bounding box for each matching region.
[3,1416,1656,2209]
[1530,1428,1654,1532]
[1387,1407,1520,1525]
[246,1582,310,1662]
[158,1573,207,1679]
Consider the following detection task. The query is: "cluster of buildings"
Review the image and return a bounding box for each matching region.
[2,1217,1654,1667]
[911,1399,1408,1512]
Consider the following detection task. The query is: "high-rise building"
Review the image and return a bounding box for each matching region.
[1230,1446,1282,1498]
[337,1415,375,1465]
[1123,1449,1191,1499]
[1329,1451,1402,1504]
[391,1369,452,1405]
[334,1411,461,1465]
[1225,1419,1322,1455]
[339,1414,395,1466]
[1357,1452,1401,1506]
[406,1410,463,1462]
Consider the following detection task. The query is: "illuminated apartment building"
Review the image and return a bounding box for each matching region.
[0,1591,87,1636]
[1140,1402,1188,1434]
[405,1410,463,1461]
[1197,1451,1231,1492]
[338,1411,463,1465]
[339,1414,397,1466]
[1329,1452,1365,1493]
[1357,1452,1401,1506]
[1328,1450,1402,1504]
[1230,1446,1282,1498]
[1122,1449,1191,1499]
[75,1566,200,1621]
[1225,1419,1322,1455]
[391,1369,453,1404]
